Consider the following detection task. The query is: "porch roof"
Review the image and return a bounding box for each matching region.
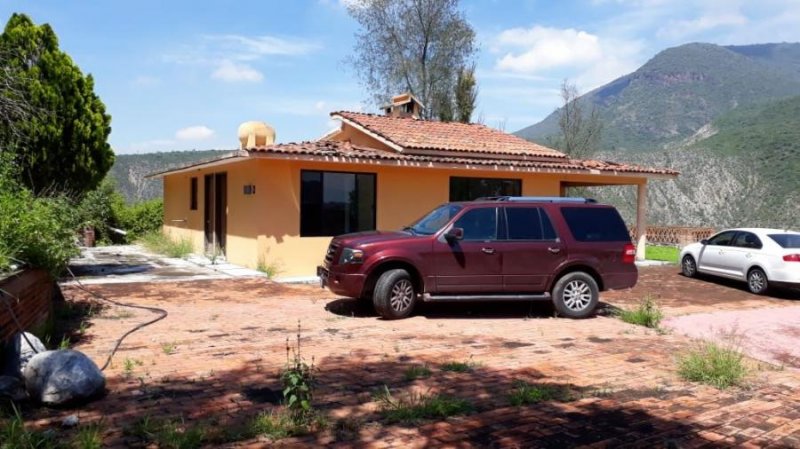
[148,140,679,180]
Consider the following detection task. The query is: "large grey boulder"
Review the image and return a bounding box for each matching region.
[1,332,46,377]
[23,350,105,405]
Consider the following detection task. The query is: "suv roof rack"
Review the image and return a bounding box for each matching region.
[475,196,598,203]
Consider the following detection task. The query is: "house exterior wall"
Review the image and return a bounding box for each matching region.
[162,158,646,279]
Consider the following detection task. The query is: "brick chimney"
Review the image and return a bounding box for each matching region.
[382,93,424,119]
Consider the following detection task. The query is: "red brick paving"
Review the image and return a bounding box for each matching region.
[13,267,800,448]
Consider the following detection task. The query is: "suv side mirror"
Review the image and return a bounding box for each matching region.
[700,239,709,245]
[445,227,464,243]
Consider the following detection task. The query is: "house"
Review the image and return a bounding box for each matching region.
[150,94,678,280]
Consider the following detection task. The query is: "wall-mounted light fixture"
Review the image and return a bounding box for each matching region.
[243,184,256,195]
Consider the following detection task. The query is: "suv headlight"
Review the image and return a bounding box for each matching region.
[340,248,365,264]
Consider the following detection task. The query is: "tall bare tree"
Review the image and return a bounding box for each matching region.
[346,0,476,119]
[557,79,602,159]
[454,64,477,123]
[0,48,33,147]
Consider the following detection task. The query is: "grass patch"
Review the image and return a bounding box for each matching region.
[677,341,749,389]
[403,364,432,381]
[375,386,472,423]
[441,358,480,373]
[161,342,177,355]
[0,405,61,449]
[138,232,194,259]
[645,245,679,263]
[125,417,205,449]
[71,422,104,449]
[616,295,663,329]
[509,382,574,406]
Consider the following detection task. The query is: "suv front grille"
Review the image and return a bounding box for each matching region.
[324,241,340,265]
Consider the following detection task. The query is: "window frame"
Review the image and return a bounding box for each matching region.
[707,230,737,247]
[452,206,500,242]
[501,206,559,242]
[448,176,522,202]
[299,169,377,237]
[732,231,763,250]
[190,177,198,211]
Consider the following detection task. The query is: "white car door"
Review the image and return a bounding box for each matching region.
[726,232,763,280]
[697,230,738,275]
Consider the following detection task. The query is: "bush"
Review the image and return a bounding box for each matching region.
[677,341,748,389]
[78,178,163,243]
[0,170,79,275]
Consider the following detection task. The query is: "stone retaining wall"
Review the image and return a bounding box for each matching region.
[0,269,55,343]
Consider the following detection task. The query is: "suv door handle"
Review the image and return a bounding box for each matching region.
[548,247,561,254]
[481,247,496,255]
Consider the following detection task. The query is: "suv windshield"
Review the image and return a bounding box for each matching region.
[406,204,463,235]
[769,233,800,248]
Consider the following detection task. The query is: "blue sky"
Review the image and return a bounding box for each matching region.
[2,0,799,154]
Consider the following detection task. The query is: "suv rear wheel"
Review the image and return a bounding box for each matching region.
[373,269,416,320]
[552,272,599,319]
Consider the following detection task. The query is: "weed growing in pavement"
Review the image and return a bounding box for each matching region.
[123,358,143,378]
[332,417,363,442]
[404,364,432,381]
[373,385,472,424]
[139,232,194,259]
[441,356,481,373]
[282,320,317,425]
[72,422,104,449]
[677,341,749,389]
[125,416,205,449]
[161,342,177,355]
[59,336,71,349]
[616,295,663,329]
[509,381,574,406]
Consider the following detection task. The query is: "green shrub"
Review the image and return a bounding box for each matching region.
[115,198,163,241]
[617,295,663,329]
[282,321,316,425]
[677,341,748,389]
[78,178,163,243]
[0,175,79,275]
[138,232,194,258]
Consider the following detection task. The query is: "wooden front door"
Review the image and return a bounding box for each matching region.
[203,172,227,254]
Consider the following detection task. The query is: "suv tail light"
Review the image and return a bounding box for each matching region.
[623,244,636,264]
[784,254,800,262]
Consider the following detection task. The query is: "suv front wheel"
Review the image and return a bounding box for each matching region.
[552,272,599,319]
[373,269,416,320]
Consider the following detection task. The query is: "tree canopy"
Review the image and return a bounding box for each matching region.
[0,13,113,194]
[346,0,476,120]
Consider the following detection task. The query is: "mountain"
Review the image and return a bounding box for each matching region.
[516,42,800,151]
[109,150,232,202]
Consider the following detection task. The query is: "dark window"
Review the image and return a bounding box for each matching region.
[768,233,800,248]
[708,231,736,246]
[190,177,198,210]
[561,207,630,242]
[732,232,762,249]
[449,177,521,201]
[504,207,557,240]
[300,170,376,237]
[453,207,497,241]
[407,204,463,236]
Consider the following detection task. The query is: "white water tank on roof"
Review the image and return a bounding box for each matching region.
[238,121,276,149]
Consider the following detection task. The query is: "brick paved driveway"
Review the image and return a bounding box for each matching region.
[21,267,800,448]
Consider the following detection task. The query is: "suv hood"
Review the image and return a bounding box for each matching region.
[335,230,420,247]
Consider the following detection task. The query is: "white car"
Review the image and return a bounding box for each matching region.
[680,228,800,294]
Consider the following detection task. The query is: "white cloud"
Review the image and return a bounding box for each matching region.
[203,34,319,61]
[175,125,215,141]
[131,75,161,87]
[657,12,748,40]
[495,26,603,73]
[211,60,264,82]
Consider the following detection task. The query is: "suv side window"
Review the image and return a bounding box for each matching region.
[708,231,736,246]
[453,207,497,241]
[732,232,762,249]
[560,207,630,242]
[504,207,557,240]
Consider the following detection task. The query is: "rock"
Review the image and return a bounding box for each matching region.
[61,415,80,428]
[0,375,27,401]
[23,350,106,406]
[1,332,46,377]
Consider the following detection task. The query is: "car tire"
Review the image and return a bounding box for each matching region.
[747,268,769,295]
[373,269,416,320]
[681,255,698,278]
[551,272,599,319]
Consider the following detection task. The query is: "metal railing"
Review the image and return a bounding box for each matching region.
[629,226,715,247]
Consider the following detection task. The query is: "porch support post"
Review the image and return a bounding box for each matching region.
[635,182,647,261]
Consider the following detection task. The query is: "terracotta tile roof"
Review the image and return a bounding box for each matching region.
[246,140,679,176]
[331,111,568,159]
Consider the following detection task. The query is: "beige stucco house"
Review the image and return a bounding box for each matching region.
[150,95,677,280]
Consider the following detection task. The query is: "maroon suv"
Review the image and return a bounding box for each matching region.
[318,197,637,319]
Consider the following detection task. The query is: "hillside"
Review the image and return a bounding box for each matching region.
[109,150,232,202]
[516,42,800,151]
